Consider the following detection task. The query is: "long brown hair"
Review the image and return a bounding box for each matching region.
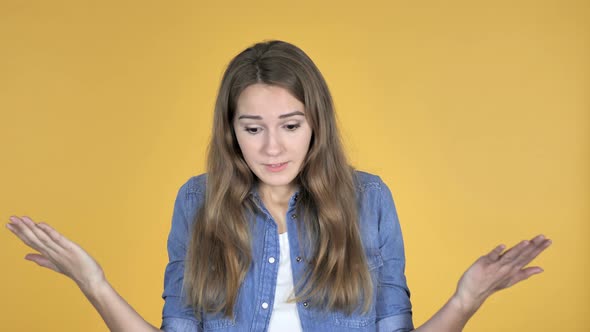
[184,40,372,318]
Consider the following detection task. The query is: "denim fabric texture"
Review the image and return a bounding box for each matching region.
[160,170,413,332]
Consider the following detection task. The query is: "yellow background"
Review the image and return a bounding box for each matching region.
[1,1,588,331]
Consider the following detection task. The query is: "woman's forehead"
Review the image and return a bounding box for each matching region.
[235,84,305,119]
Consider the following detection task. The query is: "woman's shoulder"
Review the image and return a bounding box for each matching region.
[178,173,208,196]
[352,169,387,192]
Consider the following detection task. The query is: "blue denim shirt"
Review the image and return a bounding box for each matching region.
[160,171,413,332]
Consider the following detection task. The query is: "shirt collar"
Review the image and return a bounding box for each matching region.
[248,183,300,207]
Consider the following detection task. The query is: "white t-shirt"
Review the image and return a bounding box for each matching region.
[268,232,303,331]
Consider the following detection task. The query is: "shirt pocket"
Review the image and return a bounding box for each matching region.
[330,251,383,329]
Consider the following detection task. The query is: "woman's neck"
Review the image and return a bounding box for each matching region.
[258,183,298,206]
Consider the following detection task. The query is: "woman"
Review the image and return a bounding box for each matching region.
[6,40,551,332]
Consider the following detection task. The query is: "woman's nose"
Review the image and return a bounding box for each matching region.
[263,131,283,156]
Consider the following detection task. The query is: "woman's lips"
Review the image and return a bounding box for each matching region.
[264,162,288,172]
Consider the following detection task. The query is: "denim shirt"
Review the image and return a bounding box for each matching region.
[160,171,413,332]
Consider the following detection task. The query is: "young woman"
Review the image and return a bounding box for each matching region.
[6,40,551,332]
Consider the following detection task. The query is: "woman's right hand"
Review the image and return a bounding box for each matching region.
[7,216,162,332]
[6,216,106,293]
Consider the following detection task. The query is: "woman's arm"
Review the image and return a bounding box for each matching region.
[413,235,552,332]
[82,279,162,332]
[6,216,162,332]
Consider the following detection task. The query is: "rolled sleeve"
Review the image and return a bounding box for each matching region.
[375,178,414,332]
[161,317,201,332]
[377,312,414,332]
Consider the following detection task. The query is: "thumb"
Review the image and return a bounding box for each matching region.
[24,253,63,274]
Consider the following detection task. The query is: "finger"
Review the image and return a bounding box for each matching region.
[505,266,544,288]
[499,239,530,264]
[7,216,46,253]
[487,244,506,261]
[19,216,62,255]
[513,238,552,269]
[24,253,63,273]
[510,235,544,266]
[531,234,547,246]
[36,222,73,251]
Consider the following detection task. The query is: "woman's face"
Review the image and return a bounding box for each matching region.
[233,83,312,192]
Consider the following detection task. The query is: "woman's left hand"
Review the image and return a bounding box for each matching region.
[453,234,552,314]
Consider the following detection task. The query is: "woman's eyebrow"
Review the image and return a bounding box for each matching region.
[237,111,304,120]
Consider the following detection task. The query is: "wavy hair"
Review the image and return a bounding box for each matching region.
[183,40,372,318]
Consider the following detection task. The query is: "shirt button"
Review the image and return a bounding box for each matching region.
[268,257,276,264]
[303,301,309,307]
[296,256,302,262]
[262,302,269,309]
[291,214,297,219]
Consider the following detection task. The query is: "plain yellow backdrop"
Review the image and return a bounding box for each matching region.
[1,1,588,331]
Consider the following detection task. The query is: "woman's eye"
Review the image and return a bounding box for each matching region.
[285,124,301,131]
[245,127,261,134]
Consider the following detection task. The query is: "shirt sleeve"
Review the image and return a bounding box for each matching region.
[376,178,414,332]
[160,179,203,332]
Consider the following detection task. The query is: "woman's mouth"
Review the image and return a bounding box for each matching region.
[264,162,289,172]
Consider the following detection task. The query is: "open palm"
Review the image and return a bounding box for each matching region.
[7,216,105,292]
[454,234,552,313]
